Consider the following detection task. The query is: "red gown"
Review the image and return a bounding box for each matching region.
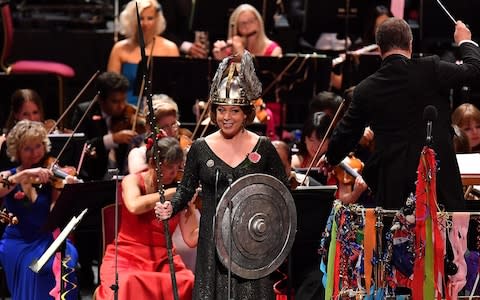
[96,176,194,300]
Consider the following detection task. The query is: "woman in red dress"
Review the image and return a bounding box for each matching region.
[96,137,198,300]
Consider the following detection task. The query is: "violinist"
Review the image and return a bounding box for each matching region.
[1,89,45,171]
[71,72,139,181]
[128,94,183,174]
[292,112,367,203]
[96,136,197,300]
[0,120,79,299]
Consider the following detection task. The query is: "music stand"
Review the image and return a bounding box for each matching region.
[48,133,86,168]
[45,180,116,231]
[288,186,337,297]
[30,209,88,296]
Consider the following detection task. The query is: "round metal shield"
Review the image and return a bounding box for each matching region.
[214,174,297,279]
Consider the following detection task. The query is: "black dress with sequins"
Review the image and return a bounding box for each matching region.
[171,135,289,300]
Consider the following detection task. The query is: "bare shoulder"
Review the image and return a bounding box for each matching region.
[246,130,260,145]
[154,36,180,56]
[204,131,221,145]
[122,173,139,187]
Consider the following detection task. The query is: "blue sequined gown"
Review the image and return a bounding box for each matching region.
[0,168,78,300]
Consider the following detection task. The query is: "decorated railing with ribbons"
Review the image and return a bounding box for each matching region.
[320,146,480,299]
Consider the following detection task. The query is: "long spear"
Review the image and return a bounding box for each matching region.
[135,4,179,299]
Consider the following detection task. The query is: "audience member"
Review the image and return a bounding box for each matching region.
[108,0,179,105]
[212,4,282,60]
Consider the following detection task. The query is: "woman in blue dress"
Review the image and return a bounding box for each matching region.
[0,120,79,300]
[107,0,179,105]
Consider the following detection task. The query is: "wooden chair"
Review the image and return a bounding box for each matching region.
[0,1,75,115]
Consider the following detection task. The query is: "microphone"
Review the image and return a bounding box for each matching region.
[423,105,438,146]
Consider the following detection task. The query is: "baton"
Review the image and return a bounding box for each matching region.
[436,0,456,24]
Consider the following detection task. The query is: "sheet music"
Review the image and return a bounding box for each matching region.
[29,209,88,273]
[456,153,480,175]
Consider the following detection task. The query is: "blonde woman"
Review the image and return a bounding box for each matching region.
[212,4,282,60]
[107,0,179,105]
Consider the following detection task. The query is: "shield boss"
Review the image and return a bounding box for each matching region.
[215,174,297,279]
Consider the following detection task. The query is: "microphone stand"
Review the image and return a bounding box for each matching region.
[108,168,120,300]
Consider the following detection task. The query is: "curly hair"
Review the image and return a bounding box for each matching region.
[6,120,51,162]
[146,94,178,121]
[119,0,166,40]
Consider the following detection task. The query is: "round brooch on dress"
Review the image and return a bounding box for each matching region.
[206,159,215,168]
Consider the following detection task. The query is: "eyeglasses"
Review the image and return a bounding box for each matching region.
[159,121,180,131]
[238,17,257,28]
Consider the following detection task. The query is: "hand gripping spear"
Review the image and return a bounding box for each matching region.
[135,3,179,300]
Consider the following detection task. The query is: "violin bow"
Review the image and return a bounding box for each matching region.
[51,93,100,168]
[135,4,180,300]
[47,71,101,134]
[300,99,346,186]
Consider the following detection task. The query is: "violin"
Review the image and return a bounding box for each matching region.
[40,156,83,189]
[110,104,147,134]
[333,153,364,185]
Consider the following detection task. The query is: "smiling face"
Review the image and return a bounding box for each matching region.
[18,138,46,168]
[14,100,42,123]
[215,105,247,138]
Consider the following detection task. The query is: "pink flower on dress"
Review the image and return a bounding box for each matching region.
[92,115,102,121]
[13,191,25,200]
[247,152,261,164]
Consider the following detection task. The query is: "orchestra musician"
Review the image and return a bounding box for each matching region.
[272,140,321,188]
[107,0,179,105]
[128,94,181,174]
[71,72,140,289]
[323,18,480,210]
[0,120,79,299]
[212,4,282,60]
[71,72,139,181]
[95,136,197,300]
[1,89,46,171]
[452,103,480,153]
[291,112,367,203]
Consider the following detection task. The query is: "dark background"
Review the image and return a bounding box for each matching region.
[1,0,479,128]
